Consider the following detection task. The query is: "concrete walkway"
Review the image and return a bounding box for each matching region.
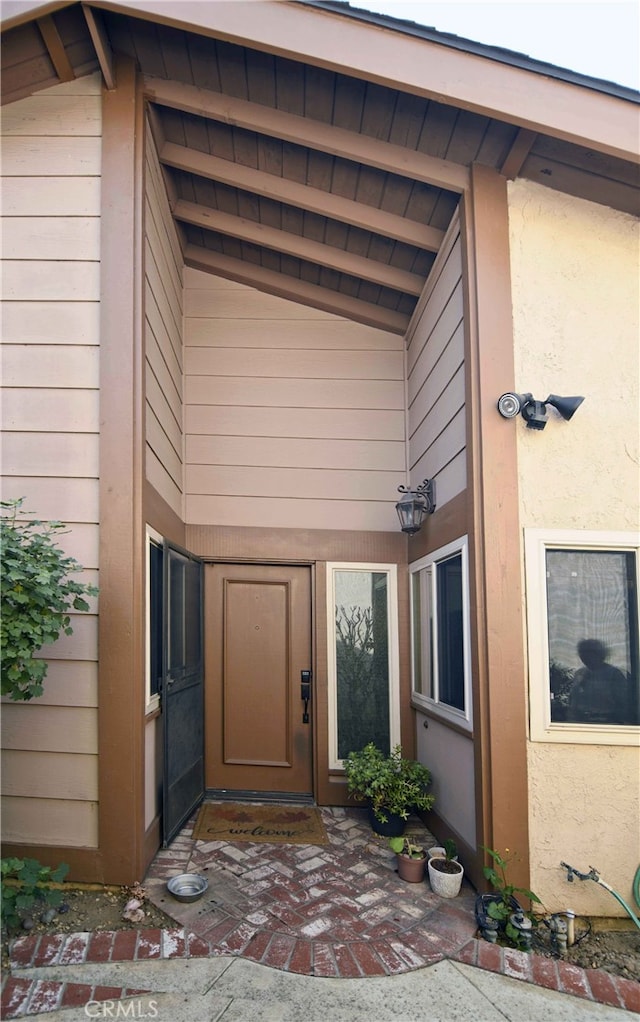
[3,952,638,1020]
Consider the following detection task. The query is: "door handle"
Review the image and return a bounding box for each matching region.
[301,670,311,724]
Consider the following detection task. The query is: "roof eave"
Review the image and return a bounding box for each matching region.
[306,0,640,104]
[0,0,73,31]
[3,0,638,164]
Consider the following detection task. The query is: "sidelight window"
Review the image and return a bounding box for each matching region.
[327,564,400,769]
[146,528,164,711]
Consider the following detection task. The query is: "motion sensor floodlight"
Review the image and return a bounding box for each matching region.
[497,393,531,419]
[545,395,585,421]
[497,391,585,430]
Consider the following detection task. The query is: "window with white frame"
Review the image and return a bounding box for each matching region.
[525,529,639,744]
[327,564,400,769]
[146,526,164,712]
[410,537,472,730]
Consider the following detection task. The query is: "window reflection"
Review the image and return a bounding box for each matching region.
[335,571,390,758]
[409,539,471,728]
[546,550,639,725]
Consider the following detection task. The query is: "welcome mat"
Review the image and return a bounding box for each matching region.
[192,802,329,846]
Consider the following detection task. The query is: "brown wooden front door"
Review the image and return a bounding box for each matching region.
[205,563,313,796]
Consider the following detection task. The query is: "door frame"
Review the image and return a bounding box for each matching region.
[183,526,412,813]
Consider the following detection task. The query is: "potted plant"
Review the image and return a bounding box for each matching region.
[476,847,541,949]
[389,835,426,883]
[427,839,464,898]
[343,743,435,836]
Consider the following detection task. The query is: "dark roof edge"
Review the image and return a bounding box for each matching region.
[302,0,640,104]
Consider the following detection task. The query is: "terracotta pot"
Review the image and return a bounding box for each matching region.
[427,856,464,898]
[396,852,426,883]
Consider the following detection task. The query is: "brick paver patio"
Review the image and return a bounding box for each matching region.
[3,805,639,1016]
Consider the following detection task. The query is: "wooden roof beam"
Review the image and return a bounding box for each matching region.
[183,244,410,334]
[82,3,115,90]
[501,128,537,179]
[174,199,424,294]
[160,142,445,252]
[145,77,469,193]
[36,13,74,82]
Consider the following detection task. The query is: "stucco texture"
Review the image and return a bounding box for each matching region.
[509,179,639,532]
[508,179,640,916]
[528,742,639,916]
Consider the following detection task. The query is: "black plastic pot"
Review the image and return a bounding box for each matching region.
[367,806,405,837]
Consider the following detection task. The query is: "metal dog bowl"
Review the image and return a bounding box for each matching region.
[167,873,208,903]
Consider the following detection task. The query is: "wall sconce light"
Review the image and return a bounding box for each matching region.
[396,479,436,534]
[497,392,584,430]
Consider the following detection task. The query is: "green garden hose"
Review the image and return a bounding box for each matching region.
[561,861,640,931]
[633,865,640,909]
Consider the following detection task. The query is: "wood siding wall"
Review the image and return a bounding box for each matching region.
[1,75,101,848]
[145,120,184,518]
[406,212,465,504]
[184,272,406,531]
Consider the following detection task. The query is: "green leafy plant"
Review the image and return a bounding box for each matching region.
[429,838,463,876]
[389,835,426,859]
[1,857,69,932]
[1,498,98,701]
[482,846,542,948]
[441,838,457,860]
[343,742,435,823]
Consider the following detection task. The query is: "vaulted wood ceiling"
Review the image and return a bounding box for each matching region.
[2,1,638,333]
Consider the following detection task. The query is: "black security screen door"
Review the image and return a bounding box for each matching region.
[162,543,204,845]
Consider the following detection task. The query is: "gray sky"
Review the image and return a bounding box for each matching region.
[347,1,640,89]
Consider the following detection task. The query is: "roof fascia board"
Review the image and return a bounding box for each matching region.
[1,1,72,30]
[4,1,637,163]
[83,0,638,163]
[310,0,638,103]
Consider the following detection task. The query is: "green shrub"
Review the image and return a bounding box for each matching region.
[1,498,98,701]
[1,857,69,932]
[343,742,435,823]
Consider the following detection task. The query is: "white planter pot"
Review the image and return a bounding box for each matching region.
[427,857,464,898]
[427,846,459,861]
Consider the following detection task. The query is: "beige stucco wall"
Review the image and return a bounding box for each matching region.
[508,178,639,916]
